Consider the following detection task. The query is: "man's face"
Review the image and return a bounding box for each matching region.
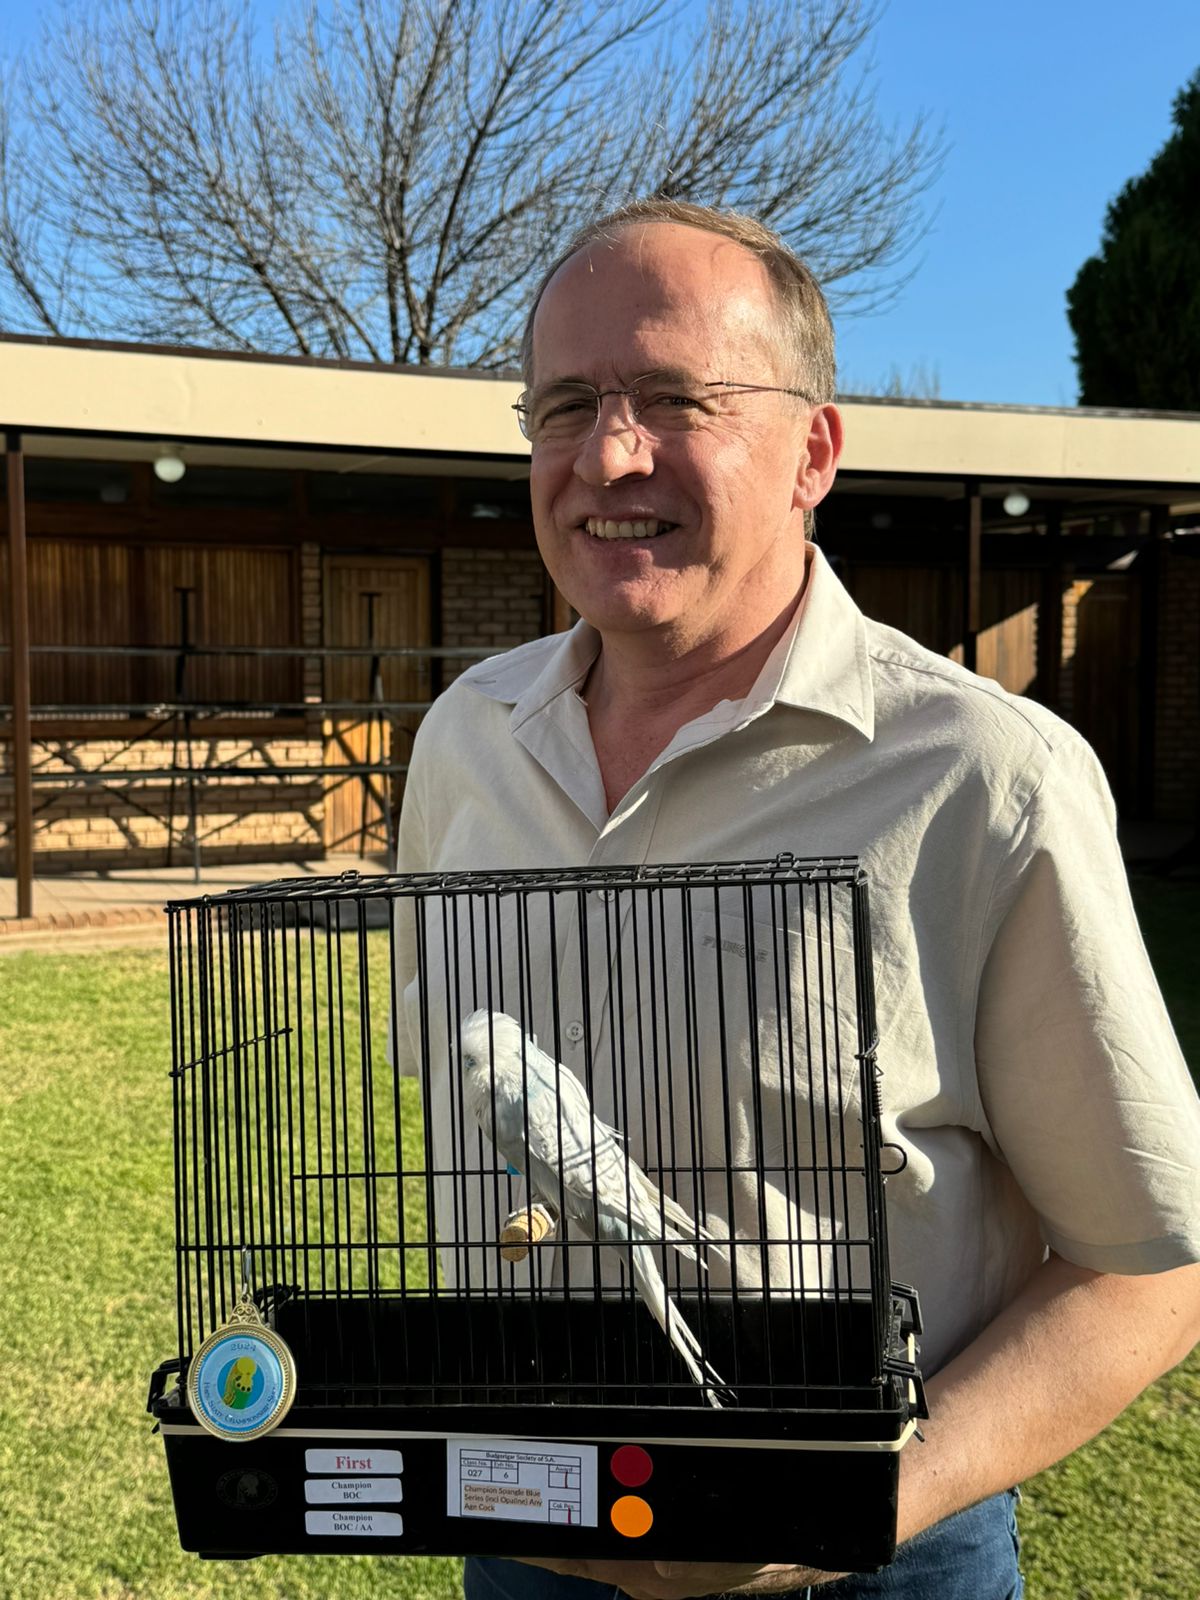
[527,223,835,651]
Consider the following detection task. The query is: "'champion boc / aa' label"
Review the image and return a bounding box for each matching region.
[305,1509,404,1537]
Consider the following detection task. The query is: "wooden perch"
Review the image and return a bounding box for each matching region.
[499,1202,559,1263]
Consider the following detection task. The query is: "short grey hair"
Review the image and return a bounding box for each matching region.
[520,197,836,402]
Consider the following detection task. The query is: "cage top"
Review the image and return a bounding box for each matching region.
[163,854,866,912]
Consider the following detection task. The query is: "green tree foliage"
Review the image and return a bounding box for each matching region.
[1067,69,1200,410]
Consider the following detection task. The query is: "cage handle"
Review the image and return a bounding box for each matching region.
[880,1142,908,1175]
[147,1357,184,1414]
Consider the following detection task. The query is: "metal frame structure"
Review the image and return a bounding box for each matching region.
[150,858,926,1569]
[6,348,1200,913]
[6,638,495,882]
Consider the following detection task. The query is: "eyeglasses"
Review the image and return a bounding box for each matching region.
[512,372,816,446]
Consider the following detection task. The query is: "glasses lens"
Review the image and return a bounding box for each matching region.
[633,379,721,430]
[525,383,600,443]
[519,376,747,444]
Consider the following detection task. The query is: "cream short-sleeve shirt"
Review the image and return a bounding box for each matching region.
[394,545,1200,1373]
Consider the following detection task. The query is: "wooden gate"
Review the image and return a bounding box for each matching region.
[846,564,1040,693]
[322,556,431,856]
[1069,575,1141,815]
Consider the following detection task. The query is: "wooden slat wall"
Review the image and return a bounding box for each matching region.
[0,538,298,707]
[975,570,1041,695]
[322,555,431,853]
[845,564,1041,695]
[845,565,963,658]
[1071,576,1140,814]
[137,545,298,704]
[0,539,134,705]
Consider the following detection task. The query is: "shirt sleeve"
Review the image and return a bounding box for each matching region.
[974,732,1200,1274]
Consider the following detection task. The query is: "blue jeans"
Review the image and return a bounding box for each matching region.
[463,1489,1023,1600]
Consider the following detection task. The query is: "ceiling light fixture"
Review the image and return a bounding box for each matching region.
[154,448,186,484]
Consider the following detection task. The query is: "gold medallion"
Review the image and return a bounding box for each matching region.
[186,1273,297,1443]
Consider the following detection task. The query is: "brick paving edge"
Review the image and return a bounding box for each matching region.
[0,904,165,938]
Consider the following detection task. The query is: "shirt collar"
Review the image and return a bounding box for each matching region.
[465,618,601,727]
[466,543,874,742]
[767,545,875,739]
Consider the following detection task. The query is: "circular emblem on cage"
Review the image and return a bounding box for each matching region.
[187,1296,296,1442]
[216,1466,280,1510]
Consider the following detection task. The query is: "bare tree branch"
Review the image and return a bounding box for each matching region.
[0,0,942,363]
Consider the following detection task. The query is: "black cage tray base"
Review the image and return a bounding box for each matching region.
[155,1398,905,1570]
[153,1291,915,1567]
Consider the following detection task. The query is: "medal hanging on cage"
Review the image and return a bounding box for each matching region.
[186,1253,297,1443]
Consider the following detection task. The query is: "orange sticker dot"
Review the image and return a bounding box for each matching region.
[611,1494,654,1538]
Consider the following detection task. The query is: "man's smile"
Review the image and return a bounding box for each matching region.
[580,517,679,540]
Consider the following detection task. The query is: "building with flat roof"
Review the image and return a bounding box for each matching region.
[3,334,1198,912]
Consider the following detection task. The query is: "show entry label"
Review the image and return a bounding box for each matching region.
[305,1448,404,1474]
[447,1438,598,1527]
[305,1477,403,1504]
[305,1509,404,1537]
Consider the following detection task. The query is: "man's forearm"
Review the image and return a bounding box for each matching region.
[515,1258,1200,1600]
[897,1254,1200,1545]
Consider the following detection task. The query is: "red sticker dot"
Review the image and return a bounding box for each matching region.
[610,1445,653,1487]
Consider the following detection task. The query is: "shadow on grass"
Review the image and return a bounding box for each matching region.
[1129,872,1199,1085]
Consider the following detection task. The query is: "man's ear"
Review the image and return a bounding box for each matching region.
[794,403,843,511]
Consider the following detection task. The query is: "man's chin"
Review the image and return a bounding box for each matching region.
[570,593,688,638]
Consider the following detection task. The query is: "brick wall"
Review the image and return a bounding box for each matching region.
[0,546,556,875]
[1155,544,1200,823]
[1057,577,1090,721]
[441,547,548,684]
[0,735,325,873]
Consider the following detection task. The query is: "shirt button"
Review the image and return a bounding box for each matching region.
[564,1021,585,1043]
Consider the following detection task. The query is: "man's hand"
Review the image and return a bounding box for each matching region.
[517,1557,842,1598]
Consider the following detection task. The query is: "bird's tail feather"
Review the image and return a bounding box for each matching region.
[631,1244,728,1409]
[658,1224,731,1273]
[645,1187,732,1269]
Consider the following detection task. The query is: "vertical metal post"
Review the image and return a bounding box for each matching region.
[359,590,385,860]
[168,587,199,878]
[178,589,201,883]
[5,430,33,918]
[428,551,444,702]
[963,480,982,673]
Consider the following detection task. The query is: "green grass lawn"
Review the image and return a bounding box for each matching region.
[0,875,1197,1599]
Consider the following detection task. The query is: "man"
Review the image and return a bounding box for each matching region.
[395,199,1200,1598]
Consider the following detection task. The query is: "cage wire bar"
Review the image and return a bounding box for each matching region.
[166,858,913,1416]
[152,856,926,1568]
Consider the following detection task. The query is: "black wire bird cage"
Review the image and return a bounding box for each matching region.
[148,856,926,1569]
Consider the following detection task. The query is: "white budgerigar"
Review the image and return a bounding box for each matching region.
[458,1007,729,1406]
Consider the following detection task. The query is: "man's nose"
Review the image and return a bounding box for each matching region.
[572,397,654,484]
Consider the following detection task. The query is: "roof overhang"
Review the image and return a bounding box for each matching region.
[2,335,1198,495]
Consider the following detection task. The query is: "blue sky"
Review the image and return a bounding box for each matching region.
[1,0,1196,406]
[831,0,1200,404]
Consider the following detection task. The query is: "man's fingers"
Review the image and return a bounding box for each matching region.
[514,1556,596,1579]
[651,1562,764,1582]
